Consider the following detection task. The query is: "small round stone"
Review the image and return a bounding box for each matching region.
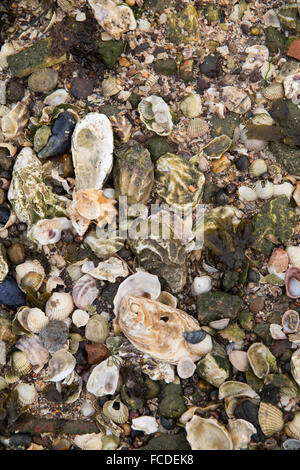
[249,296,265,313]
[28,68,58,93]
[160,416,176,430]
[70,76,94,99]
[7,242,25,264]
[39,320,69,353]
[215,188,229,205]
[236,156,250,171]
[6,81,25,102]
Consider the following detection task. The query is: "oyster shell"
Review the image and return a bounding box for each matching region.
[218,381,259,401]
[74,433,103,451]
[186,416,233,450]
[84,229,124,257]
[115,295,212,364]
[228,418,256,450]
[71,112,113,191]
[45,349,76,382]
[81,257,128,282]
[67,189,117,236]
[285,267,300,299]
[28,217,72,245]
[222,86,251,114]
[247,342,270,379]
[138,96,173,136]
[72,274,98,310]
[7,148,66,227]
[86,356,120,397]
[155,153,205,213]
[88,0,136,40]
[131,416,158,435]
[282,310,299,334]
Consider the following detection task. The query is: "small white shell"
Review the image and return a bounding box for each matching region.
[132,416,158,435]
[228,418,256,450]
[86,356,120,397]
[15,383,37,406]
[45,292,74,320]
[18,307,49,334]
[28,217,72,245]
[81,257,129,282]
[72,309,89,328]
[45,349,76,382]
[43,89,69,106]
[249,159,267,177]
[88,0,136,40]
[253,180,274,199]
[209,318,230,330]
[191,276,212,296]
[273,182,294,198]
[177,356,196,379]
[228,350,249,372]
[138,95,173,136]
[270,323,287,340]
[238,186,257,202]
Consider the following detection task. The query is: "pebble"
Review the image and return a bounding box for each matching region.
[199,53,222,78]
[191,276,212,296]
[85,342,109,365]
[70,76,94,99]
[28,68,58,93]
[249,296,265,313]
[6,80,25,102]
[7,242,25,264]
[236,156,250,171]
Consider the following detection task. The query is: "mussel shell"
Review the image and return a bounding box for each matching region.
[183,330,207,344]
[0,276,26,307]
[38,112,76,158]
[0,206,10,225]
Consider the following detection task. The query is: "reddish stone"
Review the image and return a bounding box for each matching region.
[287,39,300,61]
[85,342,109,365]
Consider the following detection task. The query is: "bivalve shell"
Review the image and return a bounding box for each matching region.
[258,402,284,437]
[85,314,109,343]
[45,349,76,382]
[186,416,233,450]
[11,350,32,376]
[282,310,299,334]
[15,382,37,406]
[228,350,249,372]
[16,260,45,293]
[72,274,98,310]
[285,413,300,440]
[263,82,284,100]
[247,342,270,379]
[45,292,74,320]
[86,356,120,397]
[188,118,209,138]
[228,418,256,450]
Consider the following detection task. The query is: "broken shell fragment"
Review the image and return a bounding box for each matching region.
[74,433,103,451]
[228,418,256,450]
[247,342,270,379]
[1,100,28,140]
[81,257,129,282]
[115,294,212,364]
[86,356,120,397]
[72,274,98,310]
[228,350,249,372]
[28,217,72,245]
[71,112,113,190]
[72,309,89,328]
[17,307,49,334]
[258,402,284,437]
[138,96,173,136]
[131,416,158,435]
[88,0,136,40]
[15,382,37,406]
[222,86,251,114]
[186,416,233,450]
[45,292,74,320]
[16,260,45,293]
[45,349,76,382]
[287,246,300,269]
[285,268,300,299]
[218,381,259,401]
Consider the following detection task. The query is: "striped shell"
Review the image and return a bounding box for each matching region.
[285,412,300,439]
[188,118,209,138]
[11,350,32,376]
[15,382,37,406]
[72,274,98,310]
[263,82,284,100]
[103,399,129,424]
[45,292,74,320]
[258,402,284,437]
[102,77,122,97]
[5,368,20,384]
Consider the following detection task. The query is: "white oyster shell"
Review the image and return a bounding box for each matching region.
[71,113,113,191]
[131,416,158,435]
[86,356,120,397]
[45,349,76,382]
[88,0,136,40]
[28,217,72,245]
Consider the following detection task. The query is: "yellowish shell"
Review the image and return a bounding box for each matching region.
[11,350,32,376]
[258,402,284,437]
[186,416,233,450]
[103,399,129,424]
[20,272,44,292]
[102,77,122,97]
[263,82,284,100]
[285,412,300,439]
[188,118,209,138]
[85,314,109,343]
[0,143,17,158]
[5,368,19,384]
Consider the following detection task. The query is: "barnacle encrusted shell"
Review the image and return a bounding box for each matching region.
[16,335,49,373]
[285,412,300,440]
[138,96,173,136]
[88,0,136,40]
[16,260,45,293]
[186,416,233,450]
[45,349,76,382]
[28,217,72,245]
[291,348,300,386]
[15,382,37,406]
[7,148,66,227]
[85,314,109,343]
[115,295,212,364]
[1,99,29,140]
[72,274,98,310]
[113,140,154,205]
[71,112,113,191]
[113,272,161,315]
[67,189,117,236]
[103,399,129,424]
[258,402,284,437]
[222,86,251,114]
[155,153,205,213]
[81,257,128,282]
[45,292,74,320]
[228,419,256,450]
[86,356,120,397]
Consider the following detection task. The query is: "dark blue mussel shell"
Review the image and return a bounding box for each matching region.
[183,330,207,344]
[0,206,10,225]
[0,276,25,307]
[38,111,76,159]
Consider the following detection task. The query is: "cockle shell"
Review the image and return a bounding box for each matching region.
[81,257,129,282]
[180,93,202,118]
[228,419,256,450]
[258,402,284,437]
[102,77,122,97]
[247,342,270,379]
[186,416,233,450]
[71,112,113,191]
[16,335,49,373]
[1,99,29,140]
[73,433,103,451]
[16,260,45,293]
[86,356,120,397]
[177,356,197,379]
[131,416,158,435]
[28,217,72,245]
[115,295,212,364]
[72,274,98,310]
[291,348,300,386]
[45,292,74,320]
[263,82,284,100]
[15,383,37,406]
[282,310,299,334]
[11,351,32,376]
[17,307,49,334]
[88,0,136,40]
[85,314,109,343]
[103,399,129,424]
[113,272,161,315]
[67,189,117,236]
[285,268,300,299]
[138,95,173,136]
[187,118,210,138]
[285,412,300,440]
[45,349,76,382]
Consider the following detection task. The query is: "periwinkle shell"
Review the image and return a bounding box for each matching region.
[38,112,76,159]
[0,276,25,307]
